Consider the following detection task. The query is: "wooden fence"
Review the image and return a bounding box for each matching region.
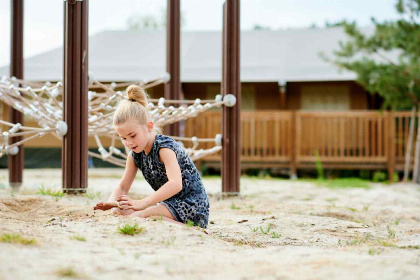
[184,110,417,174]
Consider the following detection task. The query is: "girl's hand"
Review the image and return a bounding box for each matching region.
[93,201,118,211]
[117,195,148,211]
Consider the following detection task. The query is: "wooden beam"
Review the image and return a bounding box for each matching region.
[165,0,181,136]
[9,0,24,188]
[222,0,241,194]
[62,0,89,193]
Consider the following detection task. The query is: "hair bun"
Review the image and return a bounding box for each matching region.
[126,85,148,107]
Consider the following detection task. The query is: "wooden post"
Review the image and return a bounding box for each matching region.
[62,0,89,193]
[290,110,297,179]
[8,0,24,188]
[222,0,241,194]
[387,111,395,182]
[164,0,181,136]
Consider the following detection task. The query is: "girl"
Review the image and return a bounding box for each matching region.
[94,85,210,228]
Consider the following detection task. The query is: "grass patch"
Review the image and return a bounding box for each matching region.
[83,191,101,200]
[36,185,65,199]
[271,232,281,238]
[230,202,241,210]
[117,223,145,236]
[368,248,381,255]
[317,178,371,189]
[387,225,396,239]
[186,220,196,227]
[0,233,36,245]
[55,267,79,278]
[70,235,86,242]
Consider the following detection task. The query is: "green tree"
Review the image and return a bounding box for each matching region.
[126,8,186,31]
[325,0,420,183]
[325,0,420,110]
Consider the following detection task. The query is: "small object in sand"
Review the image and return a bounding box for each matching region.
[237,220,248,223]
[262,216,275,221]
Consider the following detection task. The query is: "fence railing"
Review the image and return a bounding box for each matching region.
[184,110,416,173]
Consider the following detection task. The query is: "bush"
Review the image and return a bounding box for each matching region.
[372,171,387,182]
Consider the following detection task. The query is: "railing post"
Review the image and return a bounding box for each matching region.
[290,110,297,179]
[387,111,395,182]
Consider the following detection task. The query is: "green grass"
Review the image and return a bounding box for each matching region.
[117,223,145,236]
[317,178,371,189]
[83,191,102,200]
[0,233,36,245]
[70,235,86,242]
[387,225,396,239]
[259,224,273,235]
[230,202,241,210]
[368,248,381,255]
[36,185,65,199]
[186,220,195,227]
[55,267,79,278]
[271,232,281,238]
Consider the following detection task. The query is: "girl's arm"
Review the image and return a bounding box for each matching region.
[118,148,182,211]
[108,152,138,201]
[94,152,138,210]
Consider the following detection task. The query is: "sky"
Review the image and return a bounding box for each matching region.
[0,0,400,68]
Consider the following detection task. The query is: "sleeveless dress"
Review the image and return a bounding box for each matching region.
[132,134,210,228]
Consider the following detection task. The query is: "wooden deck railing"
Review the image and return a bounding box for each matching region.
[184,110,417,173]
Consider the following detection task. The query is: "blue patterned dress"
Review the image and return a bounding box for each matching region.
[132,134,210,228]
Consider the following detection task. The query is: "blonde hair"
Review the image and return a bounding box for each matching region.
[113,85,154,128]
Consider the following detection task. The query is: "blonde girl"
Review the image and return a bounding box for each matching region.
[94,85,210,228]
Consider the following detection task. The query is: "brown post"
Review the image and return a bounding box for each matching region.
[387,111,395,182]
[62,0,89,193]
[165,0,181,136]
[290,110,297,179]
[222,0,241,194]
[9,0,24,188]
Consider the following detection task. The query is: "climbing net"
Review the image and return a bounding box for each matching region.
[0,74,236,167]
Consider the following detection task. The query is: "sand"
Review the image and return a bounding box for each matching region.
[0,168,419,280]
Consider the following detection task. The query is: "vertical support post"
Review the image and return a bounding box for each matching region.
[63,0,89,193]
[290,110,297,179]
[222,0,241,194]
[387,111,395,182]
[9,0,24,188]
[165,0,181,136]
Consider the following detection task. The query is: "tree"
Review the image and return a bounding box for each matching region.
[325,0,420,183]
[126,8,186,31]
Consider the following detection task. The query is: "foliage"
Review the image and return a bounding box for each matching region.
[0,233,36,245]
[317,178,371,189]
[117,223,145,236]
[325,0,420,109]
[36,185,65,199]
[127,8,186,31]
[313,149,324,180]
[373,171,388,182]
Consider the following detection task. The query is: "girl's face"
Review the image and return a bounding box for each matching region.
[115,119,153,153]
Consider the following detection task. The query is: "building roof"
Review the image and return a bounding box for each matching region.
[0,27,380,83]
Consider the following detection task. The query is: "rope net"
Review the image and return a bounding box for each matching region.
[0,74,234,166]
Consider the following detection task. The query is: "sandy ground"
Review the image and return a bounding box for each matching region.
[0,168,419,280]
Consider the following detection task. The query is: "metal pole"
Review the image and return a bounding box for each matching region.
[63,0,88,193]
[222,0,241,194]
[165,0,181,136]
[9,0,24,188]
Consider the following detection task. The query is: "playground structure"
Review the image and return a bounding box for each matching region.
[0,74,235,167]
[3,0,241,193]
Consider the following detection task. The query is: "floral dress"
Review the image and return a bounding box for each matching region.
[132,134,210,228]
